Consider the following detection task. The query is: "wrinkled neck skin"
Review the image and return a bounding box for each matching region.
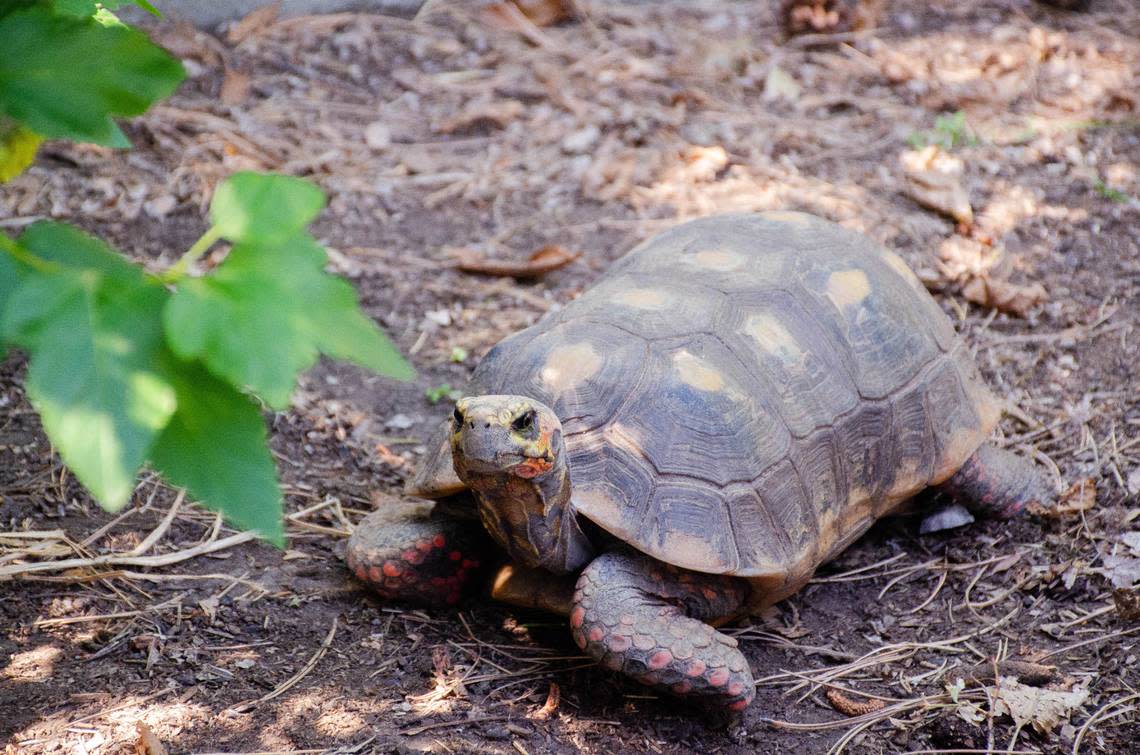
[464,453,594,575]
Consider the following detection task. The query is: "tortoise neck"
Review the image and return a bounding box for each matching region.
[469,454,594,575]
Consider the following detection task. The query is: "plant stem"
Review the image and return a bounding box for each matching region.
[161,225,222,282]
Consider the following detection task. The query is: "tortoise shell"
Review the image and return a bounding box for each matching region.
[418,212,1000,590]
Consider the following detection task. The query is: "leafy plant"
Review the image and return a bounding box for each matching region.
[0,1,414,544]
[425,383,463,404]
[1093,177,1131,204]
[907,110,978,151]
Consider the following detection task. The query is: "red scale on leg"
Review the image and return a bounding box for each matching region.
[648,650,673,671]
[432,534,447,548]
[707,668,730,687]
[607,634,632,653]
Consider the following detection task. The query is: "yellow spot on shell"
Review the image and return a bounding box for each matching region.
[880,250,922,286]
[691,248,745,271]
[618,288,669,310]
[743,314,802,362]
[663,530,726,571]
[673,351,725,392]
[931,427,984,484]
[826,269,872,310]
[574,484,625,524]
[541,342,601,391]
[760,210,814,226]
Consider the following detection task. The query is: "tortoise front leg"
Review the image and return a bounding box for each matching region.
[571,550,754,713]
[346,500,492,607]
[936,443,1049,520]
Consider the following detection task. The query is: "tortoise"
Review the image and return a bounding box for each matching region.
[347,211,1047,714]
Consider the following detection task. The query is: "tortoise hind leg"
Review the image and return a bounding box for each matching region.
[935,443,1049,520]
[571,550,754,715]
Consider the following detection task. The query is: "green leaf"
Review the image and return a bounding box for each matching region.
[210,172,327,246]
[301,273,415,382]
[54,0,161,17]
[0,7,184,145]
[0,244,23,358]
[149,356,284,546]
[164,234,411,408]
[18,220,142,278]
[5,246,176,509]
[0,120,42,181]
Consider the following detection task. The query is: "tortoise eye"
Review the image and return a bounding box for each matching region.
[452,406,464,426]
[511,409,536,433]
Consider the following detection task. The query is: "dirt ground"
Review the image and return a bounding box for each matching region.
[2,1,1139,753]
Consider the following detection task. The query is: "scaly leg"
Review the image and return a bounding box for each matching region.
[346,502,491,607]
[936,443,1049,520]
[571,550,754,713]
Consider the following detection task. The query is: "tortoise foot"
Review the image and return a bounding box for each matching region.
[346,506,490,607]
[937,444,1049,520]
[571,550,754,714]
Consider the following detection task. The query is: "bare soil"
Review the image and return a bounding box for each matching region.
[2,1,1138,753]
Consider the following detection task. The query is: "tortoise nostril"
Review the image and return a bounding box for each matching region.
[469,421,475,429]
[484,422,491,429]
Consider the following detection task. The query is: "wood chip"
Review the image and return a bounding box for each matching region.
[455,244,579,278]
[434,99,525,135]
[134,721,168,755]
[960,274,1047,317]
[219,68,251,106]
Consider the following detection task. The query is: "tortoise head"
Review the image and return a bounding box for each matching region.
[450,395,593,574]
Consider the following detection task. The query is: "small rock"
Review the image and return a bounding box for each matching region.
[364,121,392,151]
[423,309,452,328]
[144,195,177,218]
[385,413,416,430]
[561,124,600,155]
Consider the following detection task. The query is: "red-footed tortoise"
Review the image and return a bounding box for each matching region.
[347,212,1047,715]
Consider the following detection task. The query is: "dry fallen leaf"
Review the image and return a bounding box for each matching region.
[780,0,854,36]
[679,145,729,183]
[936,236,1046,316]
[226,2,280,46]
[434,99,524,135]
[511,0,576,27]
[135,721,168,755]
[992,677,1088,735]
[1114,587,1140,622]
[1101,555,1140,589]
[530,681,561,719]
[478,0,573,46]
[960,275,1047,317]
[455,245,579,279]
[1030,477,1096,518]
[901,145,974,224]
